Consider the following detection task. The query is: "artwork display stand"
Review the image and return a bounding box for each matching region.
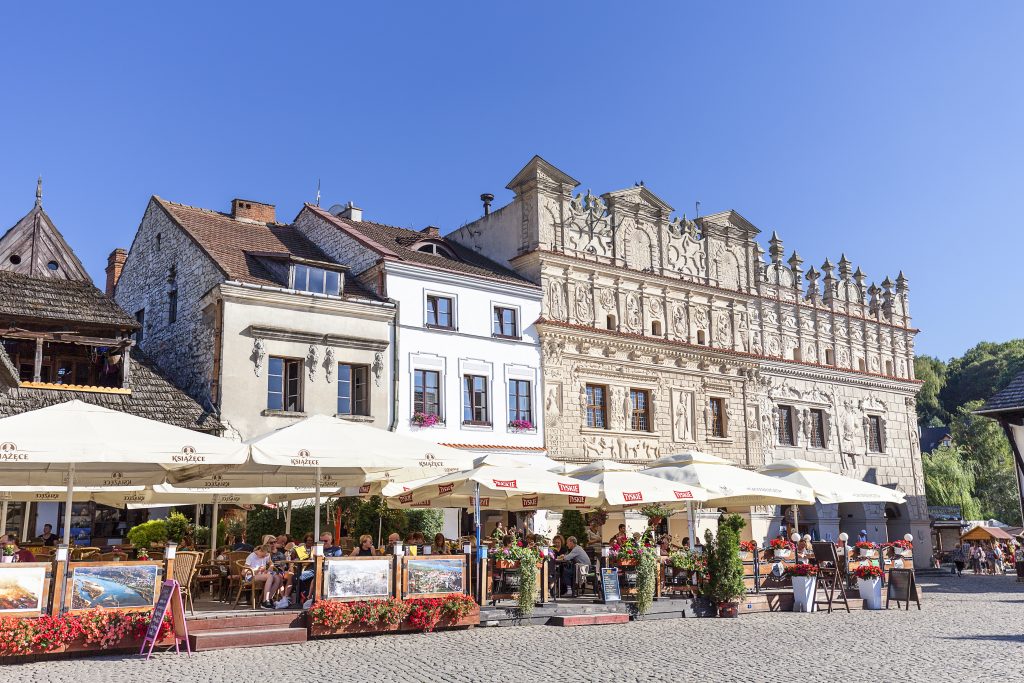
[140,580,190,659]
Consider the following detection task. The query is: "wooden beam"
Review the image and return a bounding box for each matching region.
[122,343,132,388]
[32,338,42,383]
[1,329,127,346]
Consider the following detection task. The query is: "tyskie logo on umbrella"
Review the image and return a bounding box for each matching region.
[622,491,643,502]
[437,482,455,495]
[492,479,517,489]
[358,484,371,494]
[557,482,580,493]
[673,490,693,499]
[479,497,490,506]
[398,492,414,504]
[521,496,538,508]
[568,495,587,505]
[172,445,206,463]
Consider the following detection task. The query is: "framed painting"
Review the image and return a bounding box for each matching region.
[402,555,466,599]
[322,557,394,601]
[65,561,161,612]
[0,563,50,617]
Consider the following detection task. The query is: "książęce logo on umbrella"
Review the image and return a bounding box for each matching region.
[172,445,206,463]
[0,442,27,461]
[291,448,319,466]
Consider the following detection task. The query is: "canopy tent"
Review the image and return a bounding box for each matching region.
[757,459,907,505]
[0,400,249,545]
[242,414,476,538]
[643,450,815,543]
[961,525,1014,542]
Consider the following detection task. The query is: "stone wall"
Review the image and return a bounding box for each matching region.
[293,210,381,275]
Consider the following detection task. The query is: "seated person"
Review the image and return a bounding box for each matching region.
[384,532,402,554]
[550,534,566,559]
[680,537,691,551]
[350,534,377,557]
[244,544,283,609]
[585,520,603,546]
[609,524,628,544]
[293,534,315,560]
[5,537,35,563]
[559,536,592,596]
[320,532,343,557]
[231,534,254,552]
[432,533,447,554]
[657,536,671,560]
[38,524,58,547]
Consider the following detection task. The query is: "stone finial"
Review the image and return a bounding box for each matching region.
[896,270,909,293]
[35,176,42,207]
[881,276,894,293]
[768,231,784,264]
[838,253,852,280]
[821,258,834,280]
[806,266,820,300]
[853,266,866,288]
[787,250,803,272]
[867,283,880,312]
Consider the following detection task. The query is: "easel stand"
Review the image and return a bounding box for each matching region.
[140,580,191,659]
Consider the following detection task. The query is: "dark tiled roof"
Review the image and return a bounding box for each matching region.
[0,270,138,329]
[0,347,221,432]
[155,198,382,300]
[919,426,951,452]
[303,205,536,286]
[978,370,1024,415]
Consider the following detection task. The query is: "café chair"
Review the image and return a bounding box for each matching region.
[173,551,203,615]
[234,560,261,610]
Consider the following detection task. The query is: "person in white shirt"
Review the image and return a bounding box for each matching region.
[244,544,283,609]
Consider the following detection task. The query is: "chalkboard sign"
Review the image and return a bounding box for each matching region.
[140,580,190,659]
[600,567,621,603]
[886,569,920,610]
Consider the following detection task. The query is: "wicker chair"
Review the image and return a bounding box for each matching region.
[173,551,203,615]
[233,559,262,610]
[71,547,101,561]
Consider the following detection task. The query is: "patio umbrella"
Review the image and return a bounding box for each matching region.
[0,400,249,545]
[242,414,476,538]
[643,450,815,544]
[757,459,907,505]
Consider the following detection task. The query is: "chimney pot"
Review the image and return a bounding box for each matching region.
[105,248,127,297]
[231,198,276,223]
[480,193,494,216]
[335,201,363,223]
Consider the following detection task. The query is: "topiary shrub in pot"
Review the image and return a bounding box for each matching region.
[703,514,747,617]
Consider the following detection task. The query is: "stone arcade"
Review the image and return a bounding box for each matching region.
[450,156,928,561]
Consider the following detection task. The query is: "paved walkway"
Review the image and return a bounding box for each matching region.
[10,573,1022,682]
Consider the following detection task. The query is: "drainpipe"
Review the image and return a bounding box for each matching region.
[388,297,401,432]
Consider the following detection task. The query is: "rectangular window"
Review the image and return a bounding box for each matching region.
[492,306,519,338]
[777,405,795,446]
[810,409,826,448]
[710,398,726,438]
[413,369,441,418]
[585,384,607,429]
[508,379,532,425]
[868,415,884,452]
[630,389,651,431]
[292,264,341,295]
[267,357,302,412]
[463,375,489,424]
[134,309,145,346]
[167,290,178,324]
[338,364,370,416]
[426,295,454,329]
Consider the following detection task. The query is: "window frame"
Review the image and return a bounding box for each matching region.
[267,356,303,413]
[585,384,608,429]
[462,374,490,426]
[413,369,442,419]
[630,388,651,432]
[507,378,533,426]
[337,363,371,416]
[709,397,727,438]
[425,294,455,330]
[777,405,796,446]
[291,264,341,296]
[167,289,178,324]
[809,408,827,448]
[867,414,885,453]
[492,306,520,339]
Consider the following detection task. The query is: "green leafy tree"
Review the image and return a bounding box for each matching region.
[406,509,444,538]
[940,340,1024,414]
[165,511,190,543]
[921,445,982,520]
[914,355,948,426]
[352,496,408,542]
[556,510,588,544]
[703,514,746,605]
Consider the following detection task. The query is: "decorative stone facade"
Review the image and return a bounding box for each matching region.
[450,156,928,559]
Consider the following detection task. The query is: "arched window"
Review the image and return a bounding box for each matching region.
[606,314,617,330]
[414,242,456,259]
[651,320,662,336]
[696,330,706,345]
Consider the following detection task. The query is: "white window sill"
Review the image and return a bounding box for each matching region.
[262,409,306,418]
[337,414,375,423]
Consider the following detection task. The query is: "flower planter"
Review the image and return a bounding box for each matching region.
[857,577,883,610]
[493,560,520,570]
[0,556,13,563]
[773,549,792,559]
[791,576,817,612]
[309,605,480,637]
[615,559,638,567]
[717,601,739,618]
[895,548,912,558]
[859,549,878,559]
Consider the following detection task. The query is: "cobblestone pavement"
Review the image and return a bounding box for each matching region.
[9,573,1022,682]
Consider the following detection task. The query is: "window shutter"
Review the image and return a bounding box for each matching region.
[880,416,888,452]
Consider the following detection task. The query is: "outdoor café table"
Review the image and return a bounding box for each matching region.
[197,559,232,601]
[272,558,315,604]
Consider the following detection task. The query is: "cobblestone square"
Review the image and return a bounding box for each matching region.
[9,573,1021,682]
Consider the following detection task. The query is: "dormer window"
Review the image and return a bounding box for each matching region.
[292,264,341,295]
[414,242,455,259]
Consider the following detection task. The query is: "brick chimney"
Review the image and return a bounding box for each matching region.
[105,248,127,297]
[420,226,440,237]
[231,198,276,223]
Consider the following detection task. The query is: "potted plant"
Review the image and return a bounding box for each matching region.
[635,544,660,616]
[788,564,818,612]
[703,514,747,617]
[411,412,440,428]
[516,547,540,614]
[739,540,757,559]
[888,538,913,558]
[856,541,879,559]
[1,544,14,563]
[508,419,533,433]
[639,502,674,528]
[768,538,795,559]
[854,564,884,609]
[490,545,520,570]
[610,538,646,567]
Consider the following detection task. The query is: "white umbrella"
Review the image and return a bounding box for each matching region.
[758,459,907,504]
[0,400,249,545]
[643,450,815,544]
[243,414,476,537]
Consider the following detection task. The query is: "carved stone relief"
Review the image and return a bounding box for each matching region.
[252,337,266,377]
[672,389,695,442]
[306,345,319,382]
[573,283,593,324]
[624,292,642,333]
[582,436,660,461]
[672,303,688,339]
[546,279,568,320]
[372,351,384,387]
[566,191,613,256]
[324,346,336,383]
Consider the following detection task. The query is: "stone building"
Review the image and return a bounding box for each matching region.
[112,197,396,442]
[449,156,928,558]
[0,181,219,542]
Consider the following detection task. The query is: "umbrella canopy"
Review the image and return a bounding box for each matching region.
[0,400,249,544]
[757,459,907,505]
[386,461,600,511]
[643,451,815,507]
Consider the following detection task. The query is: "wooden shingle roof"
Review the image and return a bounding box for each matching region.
[977,370,1024,415]
[0,270,138,329]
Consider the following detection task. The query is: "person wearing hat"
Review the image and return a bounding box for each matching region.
[858,530,868,543]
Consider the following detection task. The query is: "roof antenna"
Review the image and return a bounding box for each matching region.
[695,200,701,218]
[315,179,321,207]
[35,175,42,207]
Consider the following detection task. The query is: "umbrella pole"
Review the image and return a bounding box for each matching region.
[62,464,75,546]
[210,501,219,560]
[377,516,382,548]
[21,502,31,542]
[314,467,322,540]
[792,504,799,537]
[194,503,202,529]
[686,501,696,546]
[285,502,292,535]
[0,501,7,537]
[474,483,481,550]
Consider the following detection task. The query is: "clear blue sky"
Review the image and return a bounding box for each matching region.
[1,2,1020,361]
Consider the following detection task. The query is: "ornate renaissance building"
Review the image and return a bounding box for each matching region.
[450,156,928,558]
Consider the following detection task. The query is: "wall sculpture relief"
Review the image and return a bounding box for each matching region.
[566,190,613,256]
[672,389,694,442]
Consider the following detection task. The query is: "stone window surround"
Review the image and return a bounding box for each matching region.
[424,289,458,331]
[410,353,446,426]
[706,395,730,441]
[459,358,493,432]
[504,364,538,434]
[491,299,522,340]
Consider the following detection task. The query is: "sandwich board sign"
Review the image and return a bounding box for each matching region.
[140,580,190,658]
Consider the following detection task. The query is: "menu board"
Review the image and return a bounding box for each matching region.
[600,567,621,603]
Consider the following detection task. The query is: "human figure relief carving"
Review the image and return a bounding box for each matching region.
[543,338,565,365]
[566,190,613,256]
[598,288,616,312]
[803,343,817,363]
[306,345,319,382]
[737,313,750,352]
[673,389,694,442]
[714,312,730,347]
[694,307,709,331]
[624,293,642,332]
[546,280,567,320]
[573,283,593,324]
[372,351,384,387]
[647,297,663,319]
[672,304,688,338]
[324,346,336,383]
[252,337,266,377]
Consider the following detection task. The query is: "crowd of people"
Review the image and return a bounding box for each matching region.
[949,539,1021,576]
